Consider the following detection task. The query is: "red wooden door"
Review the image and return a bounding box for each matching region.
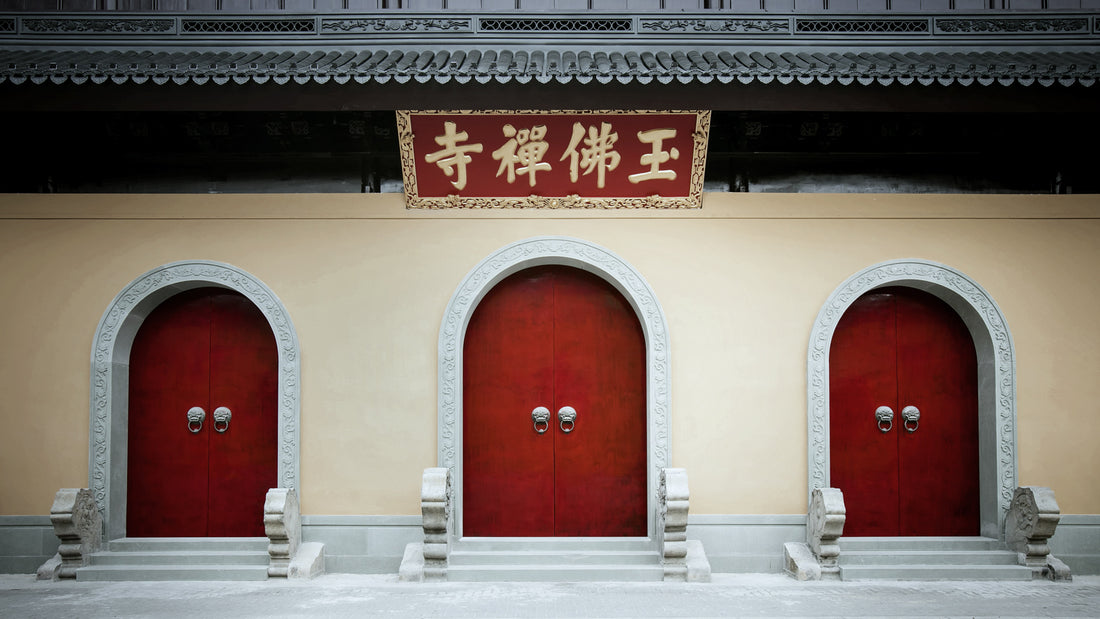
[128,288,277,537]
[830,287,979,537]
[463,266,647,537]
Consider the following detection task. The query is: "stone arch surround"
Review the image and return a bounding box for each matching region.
[89,260,300,540]
[438,236,670,538]
[807,259,1017,539]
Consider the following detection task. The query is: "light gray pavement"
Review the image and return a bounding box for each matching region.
[2,574,1099,618]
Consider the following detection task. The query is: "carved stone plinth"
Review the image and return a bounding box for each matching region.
[658,468,690,582]
[265,487,301,578]
[1005,486,1072,581]
[38,488,102,580]
[421,467,451,581]
[807,487,845,577]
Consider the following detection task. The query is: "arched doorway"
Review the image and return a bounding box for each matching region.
[463,266,647,537]
[438,236,670,540]
[807,259,1017,539]
[829,286,979,537]
[90,260,300,540]
[127,287,278,538]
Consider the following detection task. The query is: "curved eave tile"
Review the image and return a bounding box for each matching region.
[1,48,1098,88]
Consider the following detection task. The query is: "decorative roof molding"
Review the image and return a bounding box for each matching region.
[2,11,1098,41]
[935,16,1091,35]
[321,17,472,33]
[1,12,1097,88]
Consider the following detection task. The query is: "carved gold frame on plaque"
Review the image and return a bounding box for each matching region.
[396,109,711,209]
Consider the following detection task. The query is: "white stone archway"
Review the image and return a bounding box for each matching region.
[807,259,1016,539]
[438,236,670,539]
[89,260,300,540]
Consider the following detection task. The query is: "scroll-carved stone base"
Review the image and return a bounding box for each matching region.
[37,488,102,580]
[265,488,302,578]
[807,487,845,577]
[420,467,452,582]
[658,468,690,582]
[1005,486,1072,582]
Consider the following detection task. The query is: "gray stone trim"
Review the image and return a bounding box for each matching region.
[438,236,670,539]
[89,260,300,540]
[0,516,60,575]
[807,259,1016,539]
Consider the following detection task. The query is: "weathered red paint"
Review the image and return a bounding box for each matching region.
[463,266,647,537]
[830,287,979,537]
[128,288,277,537]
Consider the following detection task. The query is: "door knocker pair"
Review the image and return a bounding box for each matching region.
[186,406,232,433]
[531,406,577,434]
[874,405,920,433]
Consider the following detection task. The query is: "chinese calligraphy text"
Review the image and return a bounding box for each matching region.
[399,110,710,209]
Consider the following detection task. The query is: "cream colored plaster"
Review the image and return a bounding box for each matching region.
[0,194,1097,516]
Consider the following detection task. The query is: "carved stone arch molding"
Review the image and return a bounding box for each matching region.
[90,260,300,540]
[807,259,1016,539]
[439,236,670,539]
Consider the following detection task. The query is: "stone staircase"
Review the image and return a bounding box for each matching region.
[76,538,270,581]
[837,537,1032,581]
[446,538,665,582]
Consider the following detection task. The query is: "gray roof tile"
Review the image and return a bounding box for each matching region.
[1,47,1098,87]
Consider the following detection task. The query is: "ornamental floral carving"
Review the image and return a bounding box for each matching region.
[640,19,788,34]
[23,18,174,34]
[321,18,471,33]
[936,18,1088,34]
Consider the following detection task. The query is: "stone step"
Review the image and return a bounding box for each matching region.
[108,537,269,553]
[839,563,1033,581]
[453,538,654,553]
[76,564,269,582]
[841,549,1020,566]
[446,563,664,582]
[450,550,660,566]
[89,550,270,567]
[838,536,1001,552]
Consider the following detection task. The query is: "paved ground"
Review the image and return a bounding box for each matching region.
[2,573,1098,618]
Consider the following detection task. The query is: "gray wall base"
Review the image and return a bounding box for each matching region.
[1049,515,1100,575]
[0,517,59,574]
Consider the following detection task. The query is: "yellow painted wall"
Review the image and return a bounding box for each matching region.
[1,193,1097,516]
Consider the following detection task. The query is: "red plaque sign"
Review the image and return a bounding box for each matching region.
[397,110,710,209]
